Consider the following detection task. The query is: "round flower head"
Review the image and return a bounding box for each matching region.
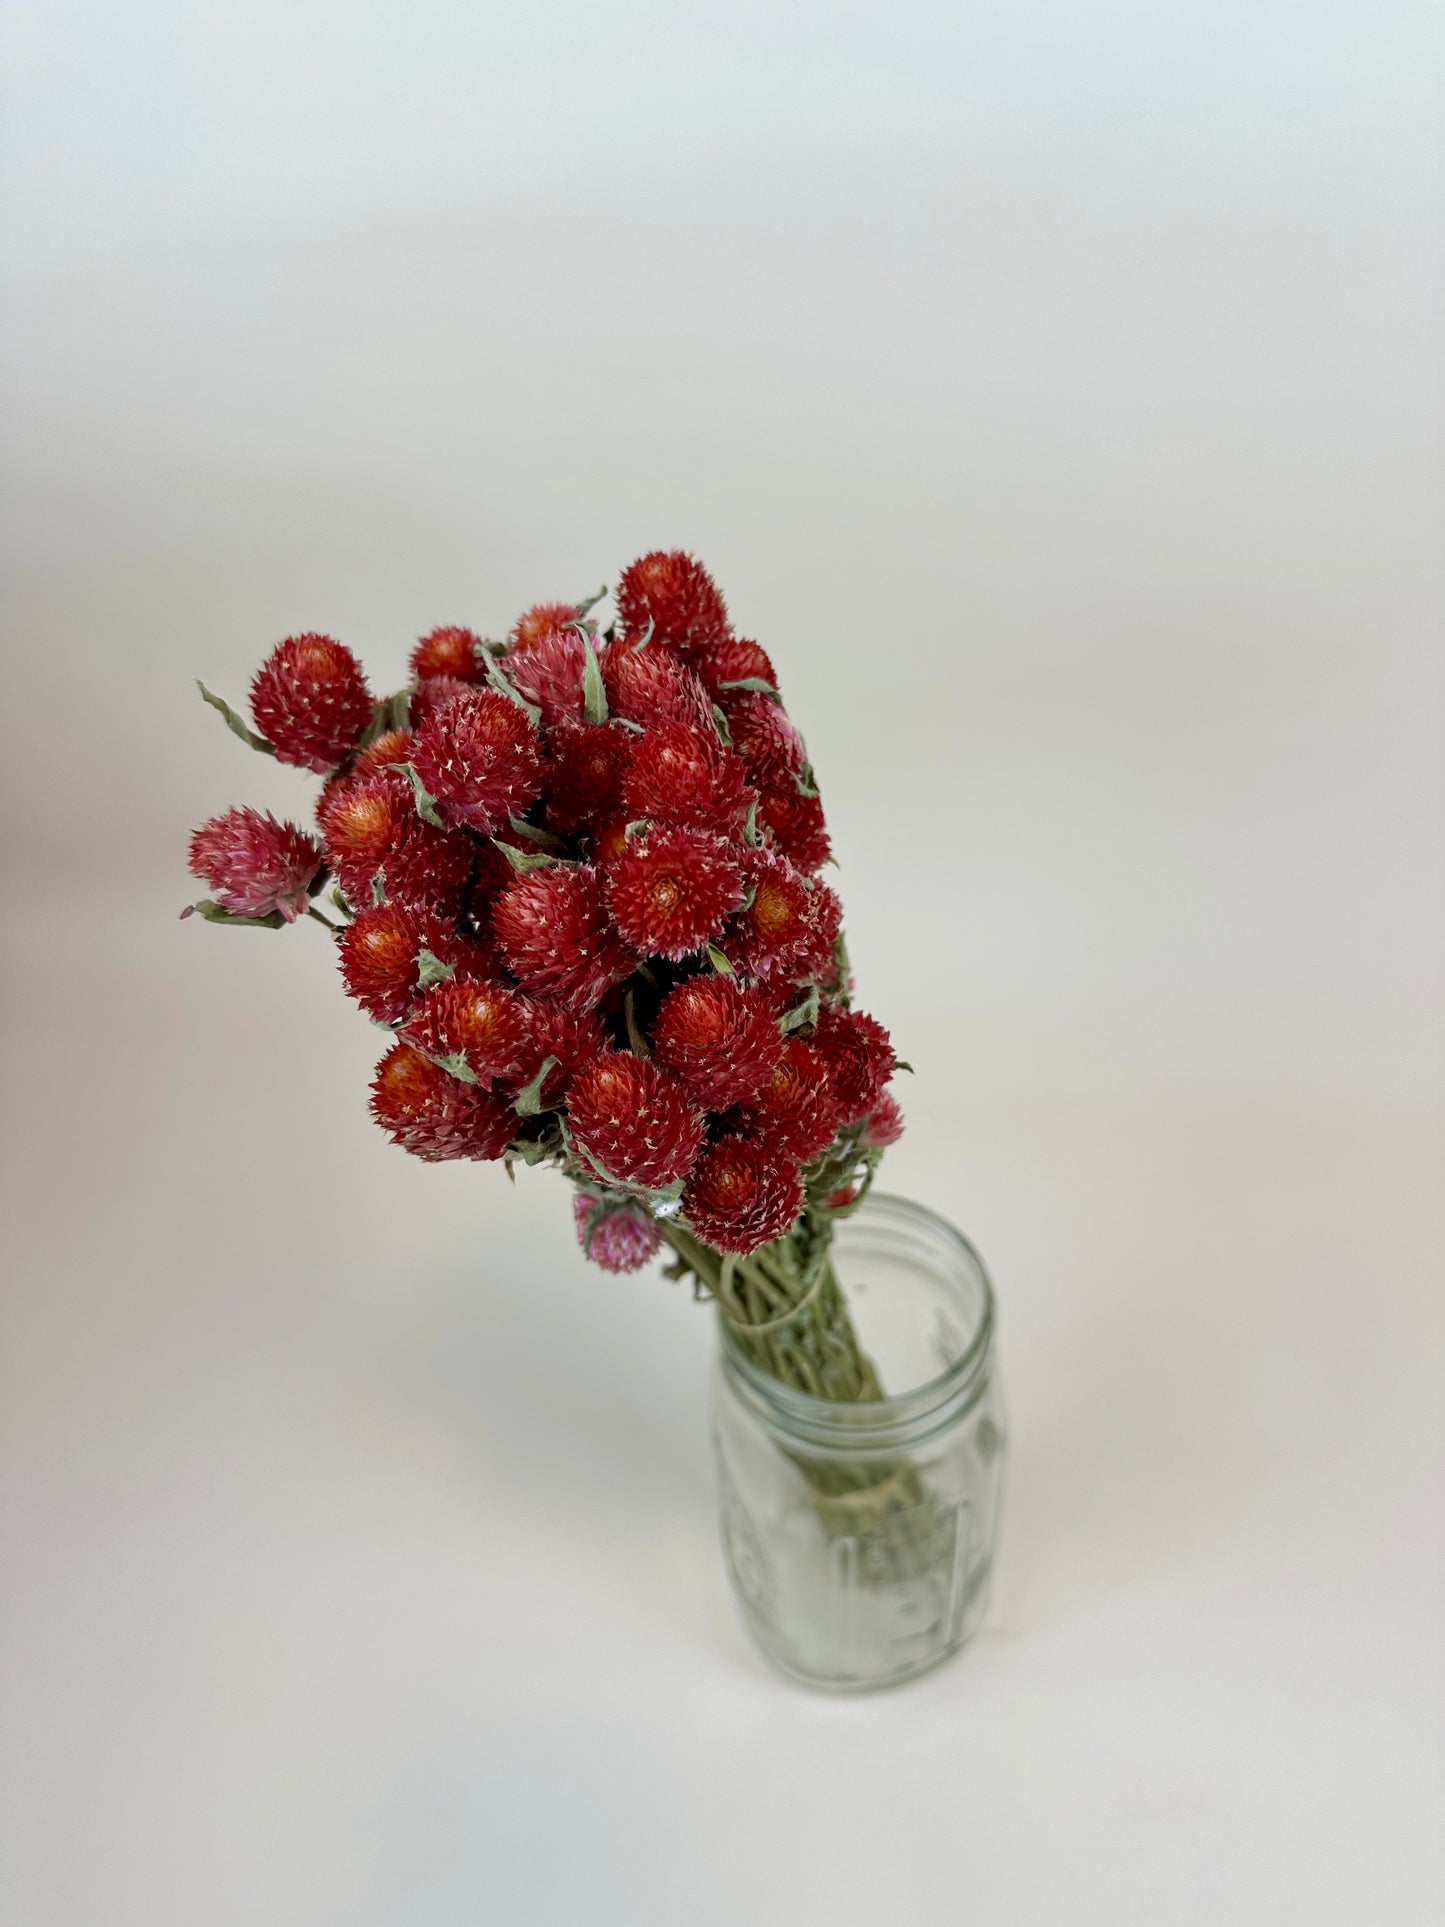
[756,781,831,874]
[545,722,631,834]
[652,975,783,1111]
[693,635,778,697]
[492,862,633,1009]
[512,998,608,1108]
[337,900,477,1024]
[409,674,474,731]
[567,1053,705,1188]
[683,1138,804,1256]
[723,690,805,785]
[510,601,580,651]
[862,1088,905,1148]
[250,633,373,772]
[410,626,485,683]
[727,849,819,982]
[616,550,730,654]
[604,826,745,962]
[507,627,588,728]
[620,723,752,832]
[792,880,844,987]
[370,1042,515,1162]
[572,1192,662,1274]
[411,686,544,834]
[735,1034,842,1164]
[812,1005,895,1122]
[187,806,322,922]
[318,770,473,914]
[351,729,415,782]
[402,977,530,1086]
[602,639,713,731]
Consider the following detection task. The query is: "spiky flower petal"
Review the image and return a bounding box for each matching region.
[862,1089,905,1147]
[370,1042,515,1161]
[491,862,633,1009]
[723,690,805,785]
[652,975,783,1110]
[510,602,580,651]
[409,674,474,730]
[812,1005,895,1122]
[601,639,713,731]
[604,827,745,961]
[620,723,752,832]
[410,626,485,683]
[683,1138,804,1255]
[250,633,373,772]
[545,722,631,833]
[337,900,478,1024]
[351,729,416,782]
[734,1035,842,1164]
[572,1192,662,1274]
[187,806,322,921]
[508,627,588,727]
[411,687,544,834]
[616,550,730,653]
[401,978,530,1086]
[513,998,607,1107]
[726,850,819,982]
[318,770,473,914]
[567,1053,705,1188]
[756,781,831,874]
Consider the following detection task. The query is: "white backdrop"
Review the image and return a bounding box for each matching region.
[2,4,1442,1923]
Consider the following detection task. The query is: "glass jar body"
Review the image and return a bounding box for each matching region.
[711,1194,1006,1691]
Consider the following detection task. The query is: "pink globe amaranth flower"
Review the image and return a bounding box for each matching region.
[507,627,589,728]
[620,723,752,833]
[604,826,746,962]
[511,601,581,650]
[491,862,633,1010]
[756,780,831,874]
[410,626,486,683]
[862,1088,905,1147]
[250,633,373,772]
[721,690,805,786]
[616,551,730,654]
[370,1042,515,1162]
[683,1137,804,1256]
[572,1191,663,1274]
[187,806,322,921]
[566,1052,705,1188]
[652,974,783,1111]
[544,722,632,834]
[601,638,713,731]
[812,1005,895,1122]
[411,686,544,835]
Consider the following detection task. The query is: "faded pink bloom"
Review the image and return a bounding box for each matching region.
[187,806,322,921]
[573,1192,663,1274]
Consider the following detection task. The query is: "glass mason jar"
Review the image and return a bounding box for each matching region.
[711,1193,1005,1691]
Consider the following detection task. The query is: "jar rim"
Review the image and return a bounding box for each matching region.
[717,1192,996,1450]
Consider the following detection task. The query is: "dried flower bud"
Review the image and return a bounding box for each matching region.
[250,633,373,772]
[187,806,322,922]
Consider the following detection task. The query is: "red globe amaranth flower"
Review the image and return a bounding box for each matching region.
[250,633,373,772]
[652,975,783,1111]
[351,729,416,783]
[862,1089,905,1147]
[812,1005,895,1122]
[411,687,544,834]
[604,827,745,962]
[683,1138,804,1256]
[572,1192,662,1274]
[508,627,589,728]
[492,862,633,1009]
[793,880,844,986]
[513,999,607,1107]
[409,674,474,731]
[410,626,485,683]
[545,722,631,833]
[318,770,473,914]
[726,850,818,982]
[723,691,805,784]
[735,1035,842,1164]
[756,781,831,874]
[620,723,752,832]
[616,550,730,653]
[510,601,580,651]
[566,1053,704,1188]
[826,1184,859,1210]
[337,901,477,1024]
[370,1042,515,1162]
[187,807,322,921]
[402,977,530,1086]
[602,640,713,731]
[693,635,778,696]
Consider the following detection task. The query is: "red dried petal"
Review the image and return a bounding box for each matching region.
[250,633,374,772]
[604,826,745,962]
[409,674,474,730]
[734,1035,842,1164]
[507,627,589,728]
[567,1053,705,1188]
[616,551,730,654]
[683,1138,804,1255]
[723,690,805,785]
[862,1089,905,1148]
[620,723,752,832]
[411,687,544,834]
[693,636,778,697]
[370,1042,515,1161]
[545,722,632,834]
[337,900,478,1024]
[652,975,783,1111]
[727,849,817,982]
[491,862,633,1009]
[601,640,713,731]
[401,978,530,1086]
[512,998,607,1107]
[410,626,486,683]
[812,1005,895,1122]
[756,781,831,874]
[187,807,321,922]
[510,602,580,650]
[351,729,416,782]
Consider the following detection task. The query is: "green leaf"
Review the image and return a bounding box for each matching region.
[780,985,820,1032]
[574,585,608,619]
[581,632,608,724]
[792,760,820,798]
[196,682,274,756]
[711,703,733,746]
[719,676,778,695]
[491,838,557,874]
[512,1056,559,1118]
[615,717,646,735]
[624,818,649,841]
[895,1059,915,1074]
[389,686,414,731]
[371,872,387,906]
[507,816,564,850]
[483,651,542,725]
[357,697,393,749]
[415,947,455,989]
[180,898,286,929]
[706,946,735,975]
[435,1051,477,1084]
[396,762,446,830]
[742,797,762,848]
[330,887,353,919]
